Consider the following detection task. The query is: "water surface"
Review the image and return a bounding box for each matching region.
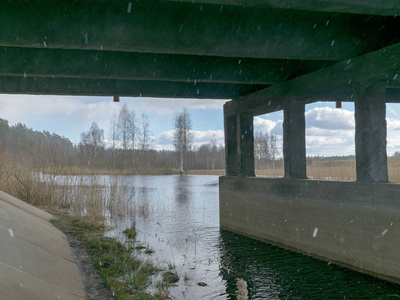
[104,175,399,299]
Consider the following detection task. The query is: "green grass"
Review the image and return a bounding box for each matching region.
[55,215,170,300]
[135,244,146,250]
[144,247,155,255]
[123,224,137,239]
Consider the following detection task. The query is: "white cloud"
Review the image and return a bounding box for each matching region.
[0,94,121,123]
[387,118,400,131]
[387,136,400,155]
[123,97,228,115]
[157,130,175,147]
[306,134,354,156]
[192,130,224,146]
[155,129,224,150]
[303,107,355,156]
[306,107,354,130]
[0,94,226,122]
[306,127,354,138]
[253,116,276,134]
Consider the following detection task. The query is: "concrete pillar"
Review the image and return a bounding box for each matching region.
[224,108,239,176]
[283,100,307,179]
[354,82,388,183]
[224,105,255,177]
[238,113,255,177]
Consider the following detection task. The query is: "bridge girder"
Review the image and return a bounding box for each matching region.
[0,0,400,100]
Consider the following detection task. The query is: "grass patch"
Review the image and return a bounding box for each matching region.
[135,244,146,250]
[144,247,155,255]
[54,214,169,300]
[123,224,137,240]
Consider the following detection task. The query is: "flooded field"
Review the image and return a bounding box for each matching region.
[100,175,399,299]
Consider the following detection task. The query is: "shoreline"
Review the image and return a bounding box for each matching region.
[51,214,114,299]
[43,167,226,176]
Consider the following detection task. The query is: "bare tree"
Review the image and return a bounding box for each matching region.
[209,139,219,170]
[138,114,153,151]
[269,133,278,169]
[117,104,131,151]
[129,111,137,151]
[126,111,138,167]
[173,108,193,174]
[80,122,104,159]
[254,131,270,169]
[108,113,118,160]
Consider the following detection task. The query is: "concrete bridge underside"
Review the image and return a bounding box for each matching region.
[2,0,400,284]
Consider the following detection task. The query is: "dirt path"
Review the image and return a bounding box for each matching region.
[54,215,115,300]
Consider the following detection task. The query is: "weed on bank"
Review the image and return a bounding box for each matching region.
[52,214,170,300]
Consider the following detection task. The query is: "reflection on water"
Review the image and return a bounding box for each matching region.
[102,175,399,299]
[219,230,400,299]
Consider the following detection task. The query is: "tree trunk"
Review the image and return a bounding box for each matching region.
[179,150,184,174]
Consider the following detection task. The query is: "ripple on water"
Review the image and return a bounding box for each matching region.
[103,175,400,299]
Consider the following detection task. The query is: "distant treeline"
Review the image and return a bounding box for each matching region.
[0,117,226,172]
[78,139,226,171]
[0,118,75,168]
[307,155,356,163]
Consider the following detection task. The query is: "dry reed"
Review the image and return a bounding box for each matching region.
[257,158,400,183]
[0,154,135,229]
[137,191,150,218]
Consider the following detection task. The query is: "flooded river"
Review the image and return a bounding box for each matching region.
[103,175,399,299]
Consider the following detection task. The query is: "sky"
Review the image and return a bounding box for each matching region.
[1,93,400,157]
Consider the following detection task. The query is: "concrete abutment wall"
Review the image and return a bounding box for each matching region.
[219,176,400,284]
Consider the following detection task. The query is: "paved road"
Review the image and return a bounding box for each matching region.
[0,190,85,299]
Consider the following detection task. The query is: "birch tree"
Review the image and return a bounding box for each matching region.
[117,104,130,151]
[129,111,137,151]
[138,114,153,151]
[254,131,270,168]
[173,108,193,174]
[108,113,118,159]
[269,133,278,168]
[80,122,104,159]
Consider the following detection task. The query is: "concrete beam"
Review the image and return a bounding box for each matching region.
[164,0,400,16]
[283,101,307,179]
[386,88,400,102]
[225,42,400,116]
[0,76,264,98]
[354,82,388,183]
[0,47,333,85]
[0,1,398,60]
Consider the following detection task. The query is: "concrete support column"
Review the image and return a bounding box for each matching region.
[238,113,255,177]
[354,82,388,183]
[283,100,307,179]
[224,109,239,176]
[224,105,255,177]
